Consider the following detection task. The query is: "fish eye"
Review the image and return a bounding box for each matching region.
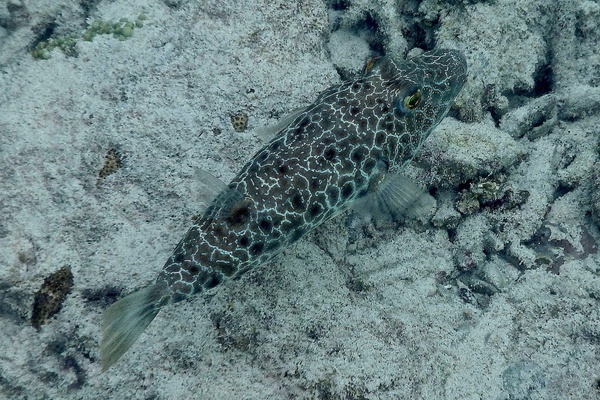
[403,89,422,110]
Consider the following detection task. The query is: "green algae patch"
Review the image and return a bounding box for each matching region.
[31,14,148,60]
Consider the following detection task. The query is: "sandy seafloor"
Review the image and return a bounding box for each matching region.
[1,0,600,398]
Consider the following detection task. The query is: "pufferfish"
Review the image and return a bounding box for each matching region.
[100,48,467,370]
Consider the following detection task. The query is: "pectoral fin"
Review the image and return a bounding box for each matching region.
[353,174,436,223]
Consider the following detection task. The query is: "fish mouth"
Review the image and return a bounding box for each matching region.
[443,49,468,93]
[409,48,468,96]
[429,48,468,93]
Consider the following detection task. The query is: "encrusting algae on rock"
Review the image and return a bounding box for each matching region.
[100,48,467,371]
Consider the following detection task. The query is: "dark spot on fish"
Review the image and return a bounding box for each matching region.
[283,217,302,233]
[204,274,222,289]
[324,147,337,160]
[259,218,272,232]
[172,291,187,302]
[250,242,264,256]
[364,158,376,173]
[341,183,354,199]
[359,118,368,131]
[381,104,390,112]
[351,81,361,90]
[375,132,386,146]
[291,192,304,210]
[350,106,361,116]
[213,224,226,237]
[239,236,250,247]
[195,253,211,268]
[227,204,250,227]
[310,178,320,190]
[293,126,306,139]
[327,186,339,203]
[174,253,185,263]
[352,148,365,162]
[248,162,259,173]
[189,265,200,274]
[216,261,236,276]
[298,116,310,129]
[309,203,322,218]
[290,228,306,242]
[270,141,280,151]
[259,151,269,161]
[278,164,289,174]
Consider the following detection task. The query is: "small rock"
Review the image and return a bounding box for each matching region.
[230,111,248,132]
[419,118,523,188]
[31,266,74,330]
[98,148,122,180]
[499,94,558,139]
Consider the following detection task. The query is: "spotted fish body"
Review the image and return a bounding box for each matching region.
[101,48,467,370]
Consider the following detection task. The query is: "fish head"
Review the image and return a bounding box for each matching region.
[368,48,467,148]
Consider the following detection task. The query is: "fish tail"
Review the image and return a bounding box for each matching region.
[100,282,168,371]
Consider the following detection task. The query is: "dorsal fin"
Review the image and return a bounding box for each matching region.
[193,167,228,203]
[255,106,309,142]
[205,186,248,220]
[190,168,230,223]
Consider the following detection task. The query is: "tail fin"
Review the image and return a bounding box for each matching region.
[100,283,167,371]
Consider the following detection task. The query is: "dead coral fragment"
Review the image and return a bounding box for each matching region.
[98,148,122,180]
[455,175,529,215]
[31,266,74,330]
[230,111,249,132]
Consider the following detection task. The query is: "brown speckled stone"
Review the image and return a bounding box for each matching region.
[31,266,74,330]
